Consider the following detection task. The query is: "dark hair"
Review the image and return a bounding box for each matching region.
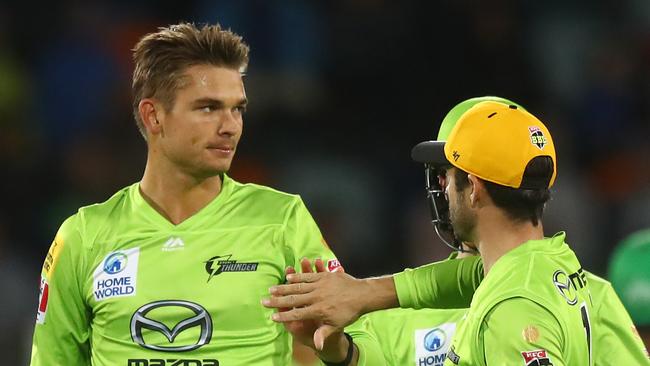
[131,22,250,138]
[453,156,553,226]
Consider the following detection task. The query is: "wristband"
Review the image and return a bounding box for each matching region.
[322,332,354,366]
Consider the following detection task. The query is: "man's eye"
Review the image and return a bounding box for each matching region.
[200,106,214,113]
[234,105,247,114]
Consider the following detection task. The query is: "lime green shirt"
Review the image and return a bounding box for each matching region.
[394,234,650,365]
[31,175,339,366]
[347,308,466,366]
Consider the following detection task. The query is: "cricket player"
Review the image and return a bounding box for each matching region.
[267,98,648,365]
[30,23,340,365]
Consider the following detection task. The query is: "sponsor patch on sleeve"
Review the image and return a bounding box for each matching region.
[521,349,554,366]
[327,259,343,272]
[42,236,64,281]
[36,275,49,324]
[93,247,140,301]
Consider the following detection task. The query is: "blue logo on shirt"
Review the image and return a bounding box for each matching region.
[104,252,128,274]
[424,328,446,352]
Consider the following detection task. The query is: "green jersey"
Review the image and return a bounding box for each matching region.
[395,234,650,365]
[346,308,466,366]
[31,175,340,366]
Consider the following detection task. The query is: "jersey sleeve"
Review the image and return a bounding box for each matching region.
[481,298,565,366]
[30,214,91,365]
[593,280,650,365]
[393,256,483,309]
[344,315,388,366]
[282,196,341,272]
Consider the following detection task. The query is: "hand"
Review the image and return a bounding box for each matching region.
[263,265,395,350]
[277,258,326,349]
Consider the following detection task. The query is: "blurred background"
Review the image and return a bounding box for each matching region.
[1,0,649,363]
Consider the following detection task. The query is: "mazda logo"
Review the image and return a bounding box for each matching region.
[553,270,577,305]
[131,300,212,352]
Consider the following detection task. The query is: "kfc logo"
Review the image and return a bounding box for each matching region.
[521,349,554,366]
[327,259,343,272]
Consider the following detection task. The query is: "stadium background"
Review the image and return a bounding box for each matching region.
[1,0,649,363]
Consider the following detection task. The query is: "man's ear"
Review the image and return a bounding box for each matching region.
[138,98,163,136]
[467,174,485,208]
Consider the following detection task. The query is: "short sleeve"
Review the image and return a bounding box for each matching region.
[481,298,565,366]
[394,256,483,309]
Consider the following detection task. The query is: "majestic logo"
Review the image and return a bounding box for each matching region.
[528,126,547,150]
[521,349,554,366]
[423,328,446,352]
[162,237,185,252]
[204,255,258,282]
[104,252,128,274]
[36,276,49,324]
[552,268,587,306]
[131,300,213,352]
[93,248,140,301]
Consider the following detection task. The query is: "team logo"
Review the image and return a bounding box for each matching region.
[130,300,213,352]
[521,349,554,366]
[424,328,446,352]
[93,248,140,301]
[36,276,49,324]
[205,255,258,282]
[415,323,456,366]
[104,252,128,274]
[327,259,343,272]
[528,127,547,150]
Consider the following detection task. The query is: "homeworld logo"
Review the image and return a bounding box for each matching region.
[204,255,258,282]
[93,248,140,301]
[414,323,456,366]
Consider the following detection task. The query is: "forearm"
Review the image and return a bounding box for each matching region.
[358,276,399,314]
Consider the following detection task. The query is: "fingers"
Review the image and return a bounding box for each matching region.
[270,306,320,322]
[314,258,326,273]
[285,272,326,284]
[314,324,340,351]
[300,258,314,274]
[285,266,296,276]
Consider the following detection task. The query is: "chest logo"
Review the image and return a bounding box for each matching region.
[204,255,258,283]
[130,300,212,352]
[414,322,456,366]
[162,237,185,252]
[93,248,139,301]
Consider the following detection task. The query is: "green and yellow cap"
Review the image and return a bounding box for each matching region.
[412,98,556,189]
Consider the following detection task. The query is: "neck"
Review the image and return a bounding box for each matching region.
[474,207,544,275]
[140,155,223,225]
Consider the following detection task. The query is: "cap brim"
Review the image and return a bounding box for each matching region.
[411,141,449,165]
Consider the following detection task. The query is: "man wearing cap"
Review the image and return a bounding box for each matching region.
[267,101,591,365]
[267,98,650,365]
[609,229,650,350]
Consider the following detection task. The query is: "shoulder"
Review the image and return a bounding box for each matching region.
[227,176,306,217]
[228,176,300,202]
[73,184,136,244]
